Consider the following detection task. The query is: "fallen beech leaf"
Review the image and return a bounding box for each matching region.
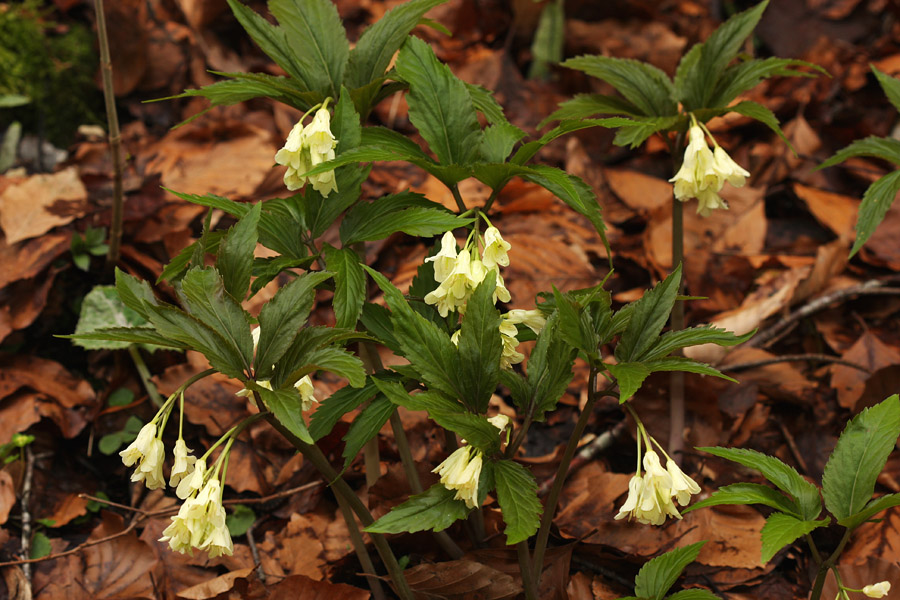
[0,168,88,244]
[0,266,60,343]
[404,559,520,599]
[258,513,327,583]
[793,183,857,240]
[466,545,573,600]
[604,169,672,213]
[0,231,70,289]
[0,470,14,525]
[831,332,900,410]
[176,567,254,600]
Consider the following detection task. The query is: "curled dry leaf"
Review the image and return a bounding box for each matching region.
[0,168,87,245]
[831,331,900,410]
[404,559,521,600]
[0,470,14,526]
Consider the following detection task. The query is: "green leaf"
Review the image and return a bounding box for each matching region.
[345,0,446,89]
[268,0,349,98]
[466,83,509,125]
[540,93,642,127]
[527,313,577,420]
[300,166,371,240]
[309,379,378,441]
[365,483,470,534]
[872,65,900,114]
[561,55,677,117]
[760,513,828,564]
[342,395,394,469]
[528,0,564,80]
[98,432,126,455]
[708,57,824,109]
[322,245,366,330]
[30,532,51,559]
[115,269,158,320]
[683,483,801,518]
[285,345,366,388]
[675,1,769,110]
[72,286,151,350]
[332,85,363,152]
[493,460,542,545]
[726,100,792,152]
[166,74,314,114]
[615,265,682,363]
[180,267,254,373]
[260,385,313,444]
[611,115,682,149]
[339,191,471,245]
[607,362,651,402]
[850,170,900,257]
[394,36,482,165]
[217,202,261,301]
[513,119,619,165]
[226,504,256,536]
[699,446,821,520]
[666,590,720,600]
[62,327,186,349]
[255,272,330,378]
[456,272,502,413]
[642,357,738,384]
[108,388,135,407]
[480,123,527,163]
[644,326,754,360]
[822,394,900,521]
[634,542,706,600]
[360,302,400,352]
[225,0,306,82]
[839,492,900,530]
[818,135,900,169]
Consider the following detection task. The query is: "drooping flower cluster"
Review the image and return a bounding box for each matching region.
[274,103,338,197]
[159,475,233,558]
[499,309,546,369]
[669,122,750,217]
[615,433,701,526]
[120,422,166,490]
[424,227,511,317]
[433,415,509,508]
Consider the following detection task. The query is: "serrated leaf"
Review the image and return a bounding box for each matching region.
[63,327,187,349]
[527,313,577,420]
[726,100,792,152]
[115,269,158,320]
[395,36,482,165]
[456,272,502,413]
[466,83,509,125]
[309,379,378,441]
[255,272,330,378]
[822,394,900,521]
[365,483,470,534]
[225,0,306,83]
[634,542,706,600]
[494,460,542,544]
[322,245,366,330]
[666,590,720,600]
[818,135,900,170]
[872,65,900,114]
[226,504,256,537]
[540,93,643,127]
[607,362,651,402]
[480,123,527,163]
[217,202,261,301]
[285,345,366,388]
[642,357,738,383]
[615,265,682,363]
[268,0,349,98]
[513,118,622,165]
[760,513,828,564]
[72,286,151,350]
[644,326,754,360]
[561,55,677,117]
[839,492,900,530]
[300,166,371,240]
[611,115,682,149]
[260,386,313,444]
[850,170,900,257]
[360,302,400,352]
[528,0,564,80]
[708,57,824,109]
[167,74,314,113]
[342,395,394,469]
[699,446,821,520]
[339,191,471,245]
[683,483,801,518]
[675,1,769,110]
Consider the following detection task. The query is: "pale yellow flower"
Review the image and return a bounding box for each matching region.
[120,422,166,490]
[425,231,458,282]
[251,325,261,350]
[487,414,510,431]
[425,249,478,317]
[176,458,207,500]
[120,422,157,468]
[481,226,511,269]
[863,582,891,598]
[169,439,197,488]
[712,145,749,187]
[670,125,717,202]
[433,446,483,509]
[160,477,233,557]
[614,475,645,521]
[295,375,318,411]
[505,309,546,335]
[667,459,701,506]
[499,319,524,369]
[274,106,338,197]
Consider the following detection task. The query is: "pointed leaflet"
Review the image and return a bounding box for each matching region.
[707,57,824,110]
[726,100,792,152]
[115,268,158,319]
[167,74,315,113]
[493,460,542,545]
[467,83,509,125]
[322,245,366,330]
[180,267,254,373]
[394,36,482,166]
[683,483,801,518]
[480,123,527,163]
[822,394,900,521]
[606,362,651,402]
[641,357,737,383]
[339,192,471,245]
[255,272,331,378]
[840,493,900,530]
[225,0,306,83]
[560,55,677,117]
[611,115,682,149]
[217,202,261,301]
[364,265,461,399]
[666,591,721,600]
[540,93,642,126]
[64,327,186,349]
[615,264,682,363]
[345,0,446,89]
[259,386,314,444]
[643,326,754,360]
[457,272,502,413]
[675,1,769,110]
[365,484,470,534]
[850,171,900,257]
[634,542,705,600]
[528,0,564,79]
[699,446,821,520]
[819,136,900,169]
[73,286,151,351]
[268,0,348,99]
[873,65,900,113]
[309,379,378,441]
[527,313,577,420]
[342,395,395,469]
[760,513,828,564]
[283,345,365,388]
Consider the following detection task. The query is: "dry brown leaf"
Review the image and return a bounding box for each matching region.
[263,574,371,600]
[0,470,14,525]
[0,231,70,289]
[604,169,672,213]
[831,331,900,410]
[842,510,900,566]
[0,266,60,343]
[722,348,817,403]
[0,168,87,244]
[790,239,849,305]
[258,513,327,583]
[793,183,858,240]
[821,557,900,600]
[176,567,254,600]
[404,559,521,600]
[465,545,574,600]
[860,200,900,269]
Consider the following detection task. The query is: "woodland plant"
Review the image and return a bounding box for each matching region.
[67,0,900,599]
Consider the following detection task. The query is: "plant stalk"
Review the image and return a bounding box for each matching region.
[127,346,164,407]
[809,529,853,600]
[517,541,539,600]
[668,133,686,462]
[93,0,124,269]
[333,492,388,600]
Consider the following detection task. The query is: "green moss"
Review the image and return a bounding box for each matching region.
[0,1,101,146]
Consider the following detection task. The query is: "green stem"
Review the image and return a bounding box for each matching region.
[481,183,505,214]
[94,0,124,270]
[450,185,468,213]
[127,346,163,408]
[517,541,539,600]
[334,492,388,600]
[532,372,612,577]
[809,529,853,600]
[356,337,382,489]
[264,413,415,600]
[668,128,686,462]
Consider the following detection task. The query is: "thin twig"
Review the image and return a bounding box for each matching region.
[245,520,266,585]
[93,0,124,269]
[776,420,809,475]
[19,446,35,589]
[0,520,139,568]
[723,354,872,374]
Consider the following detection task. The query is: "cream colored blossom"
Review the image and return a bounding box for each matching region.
[863,582,891,598]
[160,477,233,557]
[712,145,749,187]
[295,375,318,411]
[615,475,645,521]
[616,449,685,525]
[169,439,197,488]
[505,309,546,334]
[499,319,524,369]
[251,325,261,350]
[487,414,510,431]
[274,106,338,197]
[433,446,483,509]
[481,227,511,269]
[425,248,479,317]
[667,459,701,506]
[120,422,166,490]
[425,231,459,282]
[176,458,207,500]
